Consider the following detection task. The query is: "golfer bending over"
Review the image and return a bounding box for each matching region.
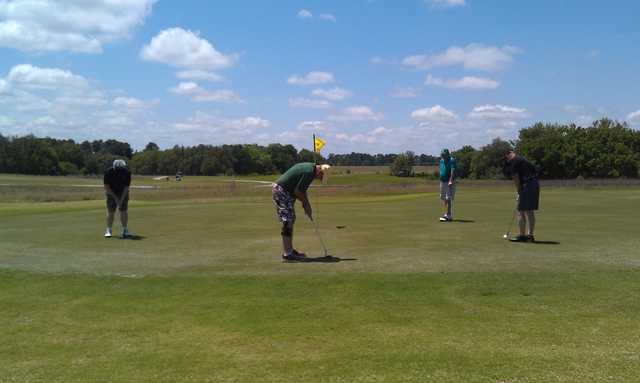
[505,150,540,242]
[104,159,132,238]
[272,162,329,261]
[439,149,457,222]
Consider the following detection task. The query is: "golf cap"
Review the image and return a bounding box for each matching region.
[113,159,127,168]
[319,164,331,184]
[440,148,450,157]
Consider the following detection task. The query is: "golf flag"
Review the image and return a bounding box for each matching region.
[314,136,326,153]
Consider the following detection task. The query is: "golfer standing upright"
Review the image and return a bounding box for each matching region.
[103,159,132,238]
[272,162,329,261]
[505,150,540,242]
[438,149,457,222]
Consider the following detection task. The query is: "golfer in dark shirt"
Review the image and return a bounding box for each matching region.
[103,159,132,238]
[505,151,540,242]
[272,162,330,261]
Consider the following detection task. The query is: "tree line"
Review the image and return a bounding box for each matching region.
[391,118,640,179]
[1,118,639,178]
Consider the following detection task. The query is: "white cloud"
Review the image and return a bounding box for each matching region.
[0,79,8,93]
[626,110,640,121]
[311,87,351,101]
[287,71,334,86]
[141,28,238,70]
[319,13,337,22]
[288,98,331,109]
[411,105,458,122]
[0,0,155,53]
[468,104,528,120]
[113,97,158,109]
[297,9,313,19]
[425,74,500,90]
[297,121,331,132]
[403,44,521,71]
[7,64,88,91]
[176,70,223,82]
[170,82,243,103]
[390,87,419,98]
[172,112,271,142]
[425,0,466,7]
[328,106,383,122]
[334,127,393,145]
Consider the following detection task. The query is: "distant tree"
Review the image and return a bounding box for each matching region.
[391,151,415,177]
[452,145,477,179]
[471,138,513,179]
[144,142,160,152]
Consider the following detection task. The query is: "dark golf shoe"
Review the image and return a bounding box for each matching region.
[509,235,529,242]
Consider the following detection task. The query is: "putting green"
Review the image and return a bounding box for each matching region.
[1,175,639,382]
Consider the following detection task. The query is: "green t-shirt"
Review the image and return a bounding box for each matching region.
[276,162,316,195]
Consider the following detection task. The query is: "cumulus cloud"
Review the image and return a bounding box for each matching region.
[403,44,521,71]
[0,115,15,127]
[297,121,331,132]
[411,105,459,122]
[0,0,156,53]
[297,9,313,19]
[319,13,337,22]
[626,110,640,121]
[311,87,351,101]
[425,0,466,7]
[7,64,88,91]
[172,112,271,143]
[176,70,223,82]
[287,71,334,86]
[425,74,500,90]
[141,28,238,70]
[170,82,243,103]
[328,106,383,122]
[113,97,158,109]
[334,127,393,145]
[288,98,331,109]
[468,104,528,120]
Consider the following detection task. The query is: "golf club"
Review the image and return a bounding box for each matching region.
[310,216,329,257]
[503,209,517,239]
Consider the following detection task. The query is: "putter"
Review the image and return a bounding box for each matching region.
[503,209,517,239]
[310,217,329,257]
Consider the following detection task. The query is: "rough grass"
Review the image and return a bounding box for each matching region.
[1,174,639,382]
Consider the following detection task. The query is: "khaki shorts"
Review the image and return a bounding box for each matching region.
[440,182,456,201]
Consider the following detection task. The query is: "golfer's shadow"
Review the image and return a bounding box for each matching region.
[120,235,146,241]
[301,255,358,263]
[451,219,475,223]
[531,240,560,245]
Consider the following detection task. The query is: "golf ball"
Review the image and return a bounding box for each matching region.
[503,234,508,239]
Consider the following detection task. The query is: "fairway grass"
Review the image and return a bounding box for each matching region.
[1,175,639,382]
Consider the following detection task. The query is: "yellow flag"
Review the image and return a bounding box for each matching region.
[314,137,326,153]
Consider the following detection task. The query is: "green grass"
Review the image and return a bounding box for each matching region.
[0,174,639,382]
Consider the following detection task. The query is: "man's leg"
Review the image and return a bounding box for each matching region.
[281,221,294,255]
[517,211,527,236]
[106,209,115,231]
[105,194,116,237]
[446,199,452,219]
[525,210,535,236]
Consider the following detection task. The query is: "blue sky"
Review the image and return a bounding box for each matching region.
[0,0,638,154]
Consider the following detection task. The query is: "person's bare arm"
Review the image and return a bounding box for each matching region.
[513,174,522,194]
[294,189,312,219]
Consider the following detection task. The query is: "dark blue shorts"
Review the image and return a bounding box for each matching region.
[518,179,539,211]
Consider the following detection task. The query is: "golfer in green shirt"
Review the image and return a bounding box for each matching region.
[272,162,330,261]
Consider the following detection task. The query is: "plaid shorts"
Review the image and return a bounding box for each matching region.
[272,183,296,224]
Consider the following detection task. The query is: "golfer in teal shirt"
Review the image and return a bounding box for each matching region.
[439,149,457,222]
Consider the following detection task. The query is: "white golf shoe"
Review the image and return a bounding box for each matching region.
[104,228,112,238]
